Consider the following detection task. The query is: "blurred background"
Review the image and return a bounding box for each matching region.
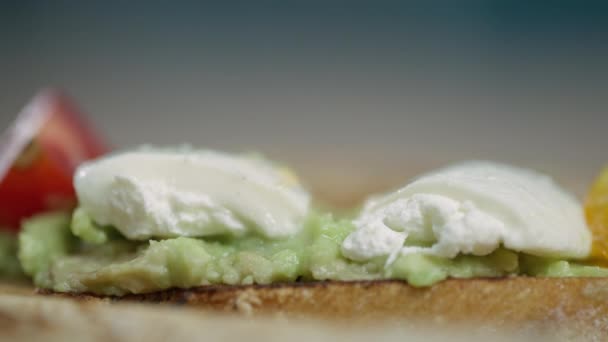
[1,1,606,206]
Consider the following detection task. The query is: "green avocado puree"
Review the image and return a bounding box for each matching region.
[17,210,608,296]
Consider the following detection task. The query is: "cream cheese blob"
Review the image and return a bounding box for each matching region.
[74,148,310,240]
[342,161,591,263]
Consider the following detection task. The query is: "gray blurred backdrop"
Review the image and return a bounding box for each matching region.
[1,2,607,205]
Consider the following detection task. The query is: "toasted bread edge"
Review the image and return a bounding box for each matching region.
[40,277,608,333]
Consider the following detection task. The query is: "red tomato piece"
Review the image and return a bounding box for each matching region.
[0,90,109,230]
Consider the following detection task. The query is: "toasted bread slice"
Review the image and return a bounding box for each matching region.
[42,277,608,336]
[0,291,553,342]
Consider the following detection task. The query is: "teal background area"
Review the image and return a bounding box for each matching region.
[1,2,606,202]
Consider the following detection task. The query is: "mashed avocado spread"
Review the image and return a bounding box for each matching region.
[18,210,608,296]
[0,230,25,281]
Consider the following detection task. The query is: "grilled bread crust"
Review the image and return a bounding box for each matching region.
[41,277,608,337]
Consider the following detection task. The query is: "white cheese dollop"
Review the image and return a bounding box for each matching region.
[342,161,591,263]
[74,149,310,240]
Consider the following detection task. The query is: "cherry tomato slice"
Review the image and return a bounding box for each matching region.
[0,90,109,230]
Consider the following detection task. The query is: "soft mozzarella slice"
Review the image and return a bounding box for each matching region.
[74,149,310,240]
[342,161,590,262]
